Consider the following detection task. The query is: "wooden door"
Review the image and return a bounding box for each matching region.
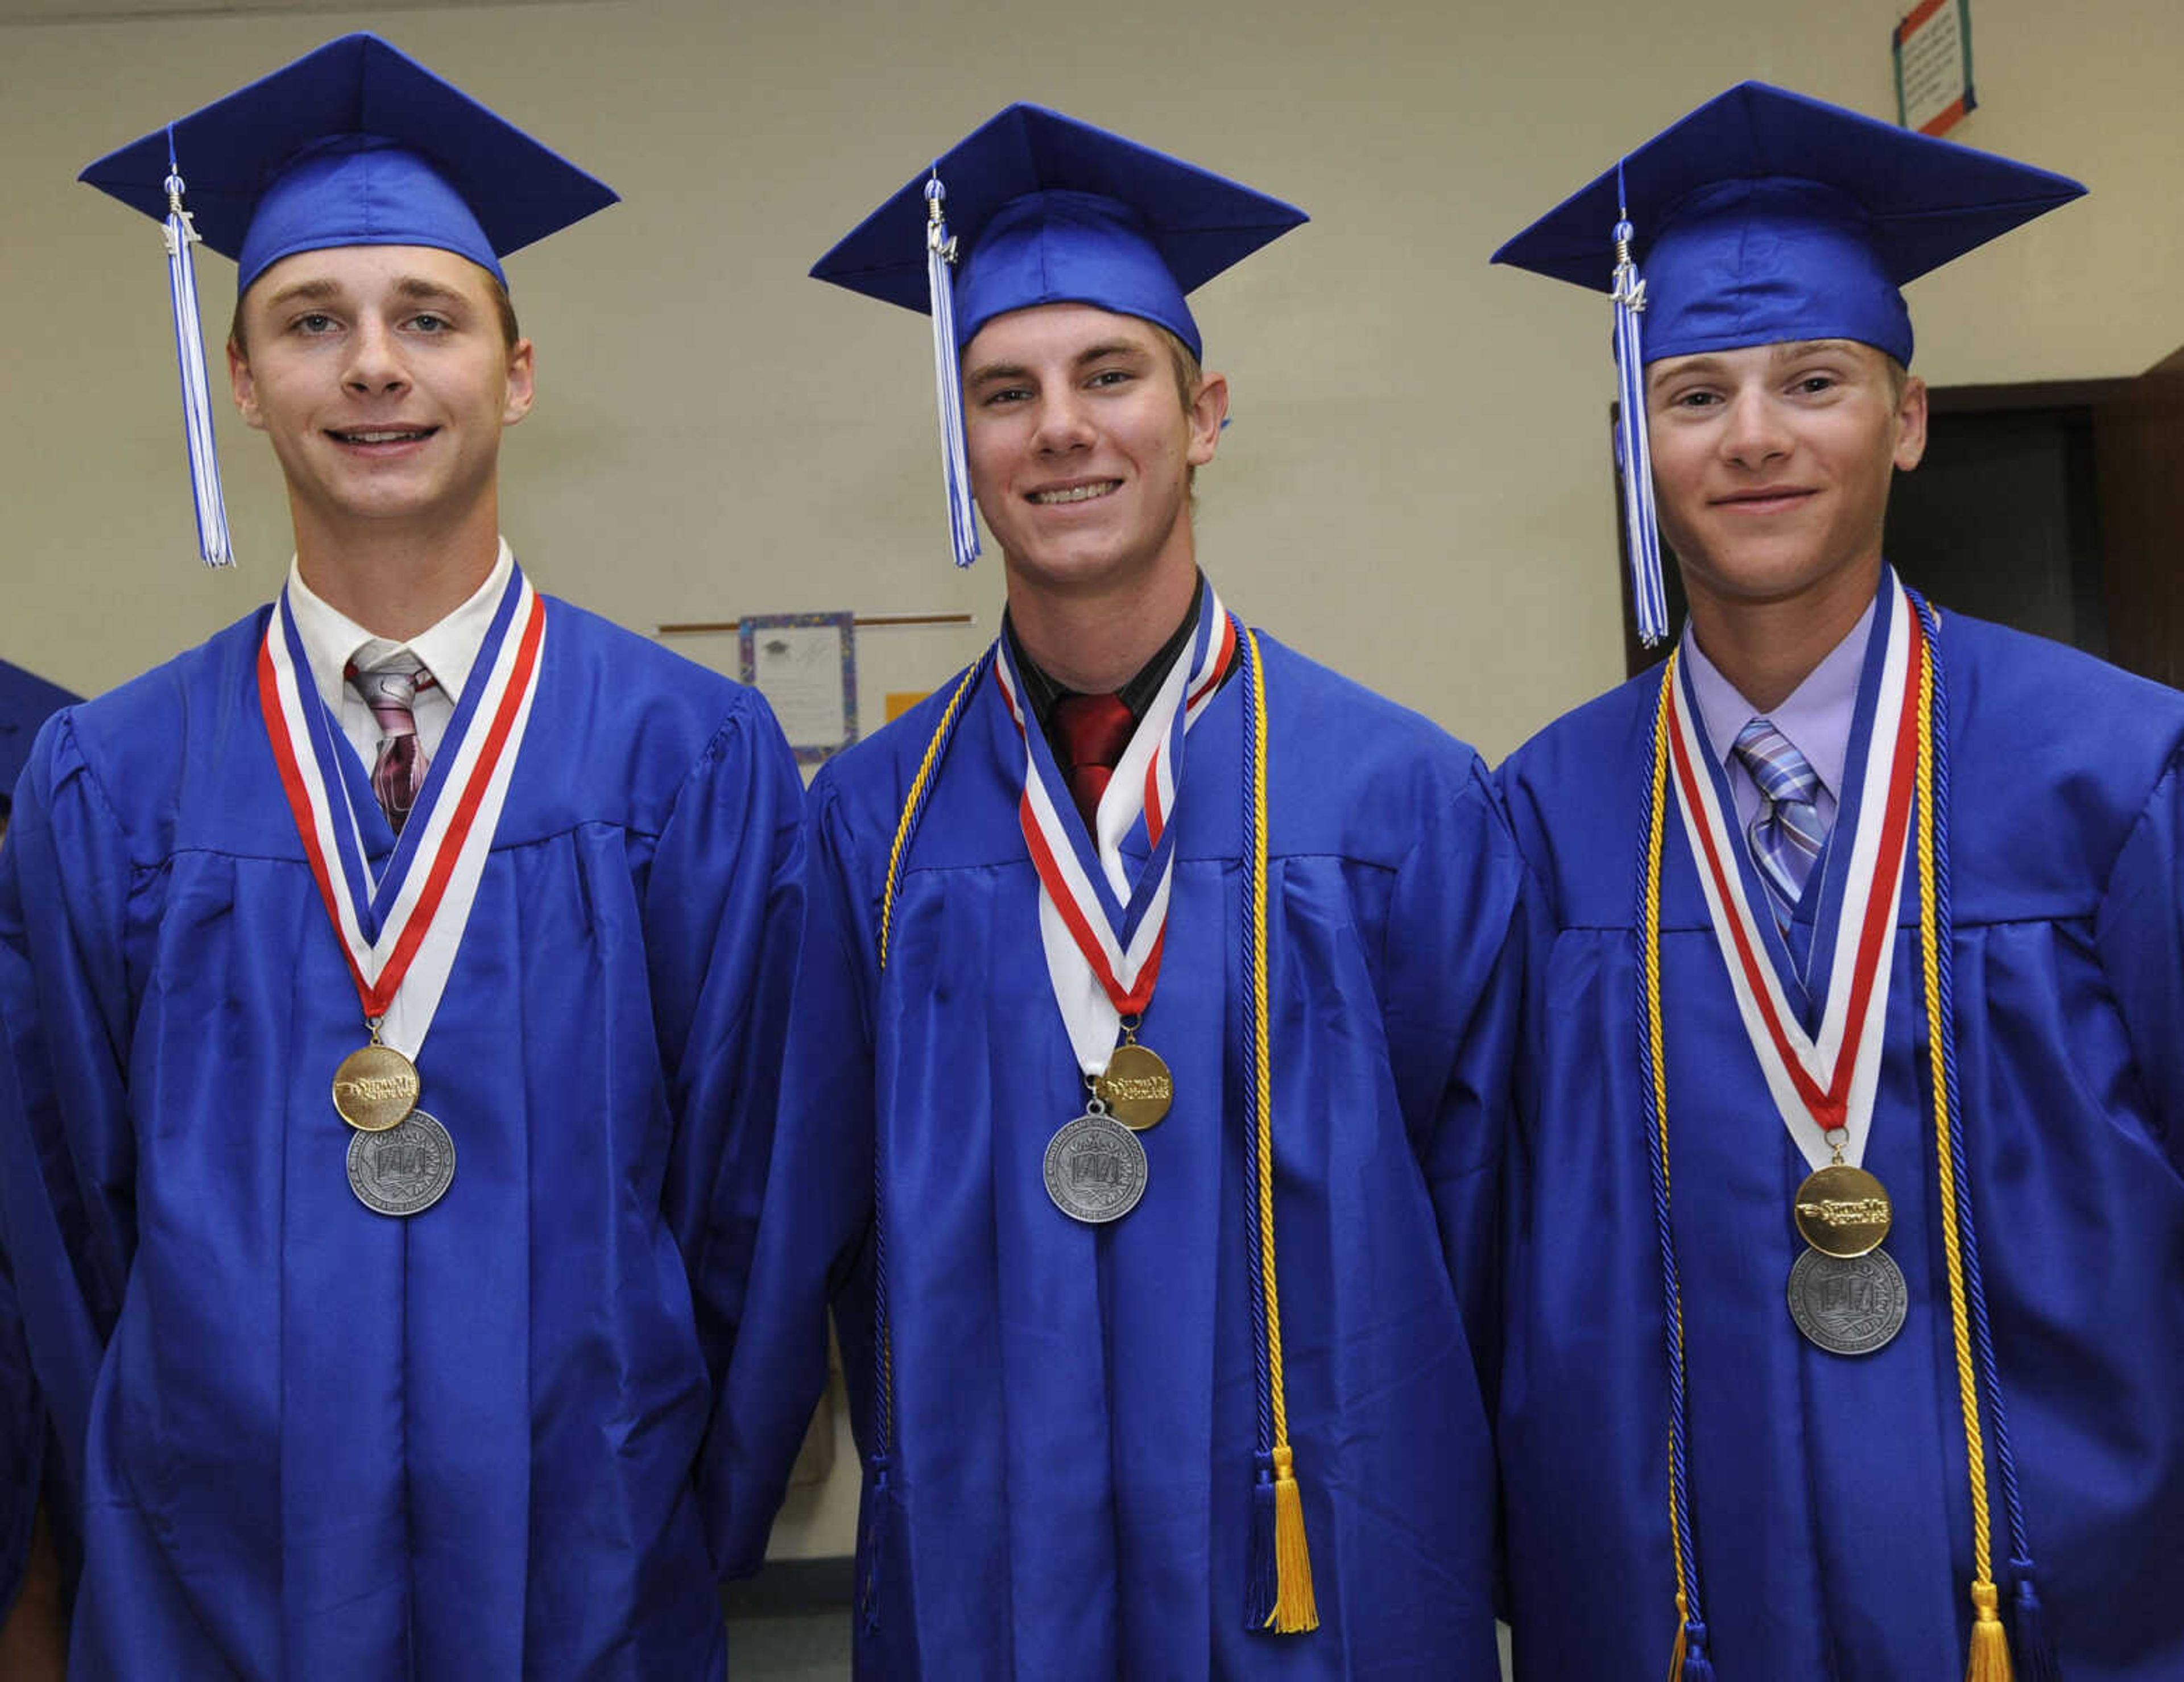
[2095,346,2184,687]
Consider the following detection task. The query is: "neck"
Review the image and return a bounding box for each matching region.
[1683,556,1882,714]
[1006,552,1199,696]
[292,494,502,643]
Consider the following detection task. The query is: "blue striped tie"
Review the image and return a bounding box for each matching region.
[1731,716,1825,921]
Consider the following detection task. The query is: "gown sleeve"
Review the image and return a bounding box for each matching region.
[0,714,143,1610]
[2092,745,2184,1179]
[709,776,881,1578]
[640,692,810,1577]
[1380,759,1526,1401]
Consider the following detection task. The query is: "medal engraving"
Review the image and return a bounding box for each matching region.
[332,1042,420,1133]
[1094,1041,1174,1130]
[1788,1248,1907,1355]
[1792,1162,1893,1258]
[1043,1112,1148,1224]
[346,1110,456,1217]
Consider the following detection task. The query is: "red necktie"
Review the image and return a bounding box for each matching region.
[1052,693,1135,826]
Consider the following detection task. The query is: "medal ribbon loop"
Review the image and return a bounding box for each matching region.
[994,586,1238,1073]
[258,550,547,1057]
[1665,578,1923,1170]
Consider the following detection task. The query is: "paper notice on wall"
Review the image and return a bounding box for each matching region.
[740,612,857,765]
[1894,0,1975,136]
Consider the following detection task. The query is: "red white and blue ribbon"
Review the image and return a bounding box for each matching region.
[994,585,1238,1074]
[1665,578,1924,1173]
[257,548,547,1060]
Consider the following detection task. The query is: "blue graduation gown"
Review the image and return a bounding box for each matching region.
[720,633,1519,1680]
[0,599,804,1678]
[1496,612,2184,1681]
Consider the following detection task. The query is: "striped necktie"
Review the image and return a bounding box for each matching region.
[346,653,437,835]
[1731,715,1825,921]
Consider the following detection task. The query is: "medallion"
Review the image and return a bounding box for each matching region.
[332,1041,420,1133]
[1793,1162,1893,1258]
[1094,1040,1174,1130]
[1787,1247,1908,1356]
[1043,1108,1148,1224]
[346,1109,457,1217]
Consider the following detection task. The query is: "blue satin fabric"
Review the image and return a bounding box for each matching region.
[721,634,1519,1679]
[240,139,503,292]
[0,601,804,1677]
[1496,613,2184,1680]
[958,190,1201,357]
[1643,178,1916,367]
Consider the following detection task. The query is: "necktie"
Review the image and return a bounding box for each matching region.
[1731,715,1826,919]
[1052,693,1136,827]
[346,653,437,835]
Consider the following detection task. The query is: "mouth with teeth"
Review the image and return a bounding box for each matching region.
[326,426,439,447]
[1028,480,1122,506]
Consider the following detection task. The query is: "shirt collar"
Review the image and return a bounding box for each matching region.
[1681,591,1876,803]
[284,539,514,710]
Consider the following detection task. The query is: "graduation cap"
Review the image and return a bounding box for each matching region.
[1491,82,2085,644]
[0,660,81,819]
[812,105,1308,567]
[78,34,619,569]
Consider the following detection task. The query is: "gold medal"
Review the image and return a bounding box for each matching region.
[1095,1039,1173,1130]
[1792,1162,1893,1258]
[332,1035,420,1133]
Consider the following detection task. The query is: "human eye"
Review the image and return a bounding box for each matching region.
[291,312,340,337]
[978,383,1031,407]
[406,312,452,334]
[1790,371,1840,396]
[1665,386,1720,412]
[1086,366,1136,389]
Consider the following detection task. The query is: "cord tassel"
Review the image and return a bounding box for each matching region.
[1244,1449,1279,1630]
[162,159,235,567]
[1610,192,1664,644]
[924,174,980,568]
[1967,1582,2015,1681]
[857,1452,890,1635]
[2009,1562,2061,1682]
[1267,1443,1318,1633]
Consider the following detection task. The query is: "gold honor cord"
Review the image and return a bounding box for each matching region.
[1641,619,2015,1680]
[868,629,1317,1633]
[1641,665,1700,1681]
[1246,628,1317,1632]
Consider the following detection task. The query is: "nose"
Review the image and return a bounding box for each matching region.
[1719,387,1792,471]
[1028,387,1095,456]
[341,317,410,399]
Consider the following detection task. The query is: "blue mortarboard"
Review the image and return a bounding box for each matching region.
[1491,81,2084,644]
[813,104,1308,566]
[0,660,81,818]
[78,34,618,569]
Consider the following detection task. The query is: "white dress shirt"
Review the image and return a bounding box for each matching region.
[284,540,514,768]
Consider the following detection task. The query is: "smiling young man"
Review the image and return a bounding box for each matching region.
[717,107,1519,1678]
[0,36,803,1674]
[1491,84,2184,1679]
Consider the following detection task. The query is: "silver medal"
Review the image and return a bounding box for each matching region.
[346,1109,457,1217]
[1043,1106,1147,1224]
[1787,1247,1908,1356]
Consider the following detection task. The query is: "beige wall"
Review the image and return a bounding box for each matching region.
[5,0,2178,761]
[2,0,2177,1579]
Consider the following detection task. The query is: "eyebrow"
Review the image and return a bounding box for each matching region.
[965,339,1155,387]
[254,275,470,312]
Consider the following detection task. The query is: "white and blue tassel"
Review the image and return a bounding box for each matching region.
[925,173,981,569]
[163,153,235,567]
[1611,190,1664,644]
